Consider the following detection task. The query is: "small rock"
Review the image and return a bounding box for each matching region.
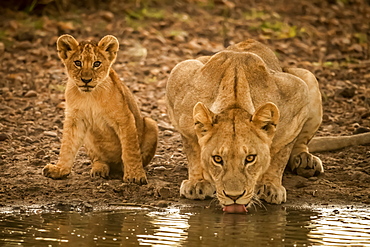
[35,150,46,158]
[24,90,37,97]
[0,133,10,141]
[353,127,370,135]
[295,181,308,188]
[100,11,115,22]
[24,137,33,143]
[338,86,356,98]
[153,166,166,171]
[157,187,171,199]
[163,130,173,136]
[57,102,66,109]
[44,131,58,137]
[156,200,169,207]
[0,42,4,56]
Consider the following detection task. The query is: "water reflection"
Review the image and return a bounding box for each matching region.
[0,205,369,246]
[137,209,190,246]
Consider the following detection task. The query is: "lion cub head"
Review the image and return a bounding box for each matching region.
[57,34,119,92]
[193,102,279,210]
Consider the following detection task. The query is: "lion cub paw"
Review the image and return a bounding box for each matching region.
[180,179,215,200]
[123,170,148,185]
[42,164,70,179]
[90,161,110,178]
[257,182,286,204]
[290,152,324,178]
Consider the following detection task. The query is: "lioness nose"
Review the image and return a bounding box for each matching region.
[81,78,92,83]
[223,190,246,201]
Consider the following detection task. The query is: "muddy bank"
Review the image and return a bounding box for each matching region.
[0,0,369,212]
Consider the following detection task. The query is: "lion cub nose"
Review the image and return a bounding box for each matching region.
[81,78,92,83]
[223,190,246,201]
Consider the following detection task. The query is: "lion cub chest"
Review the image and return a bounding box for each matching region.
[67,87,123,134]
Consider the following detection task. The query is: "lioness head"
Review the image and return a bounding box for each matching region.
[193,102,279,212]
[57,34,119,92]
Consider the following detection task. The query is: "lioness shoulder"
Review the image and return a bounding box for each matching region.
[166,39,324,212]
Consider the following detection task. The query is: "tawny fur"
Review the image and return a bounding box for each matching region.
[167,39,370,207]
[43,35,158,185]
[166,39,324,206]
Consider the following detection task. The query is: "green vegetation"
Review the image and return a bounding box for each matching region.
[244,8,306,39]
[124,7,165,29]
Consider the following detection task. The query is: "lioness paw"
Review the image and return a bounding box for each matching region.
[90,162,110,178]
[123,172,148,185]
[42,164,70,179]
[257,183,286,204]
[290,152,324,178]
[180,179,215,200]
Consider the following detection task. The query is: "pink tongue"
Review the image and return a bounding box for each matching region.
[223,204,248,213]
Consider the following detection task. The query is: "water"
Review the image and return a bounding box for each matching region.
[0,205,370,246]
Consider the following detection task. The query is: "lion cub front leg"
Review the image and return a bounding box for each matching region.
[180,136,215,200]
[43,115,86,179]
[116,115,148,185]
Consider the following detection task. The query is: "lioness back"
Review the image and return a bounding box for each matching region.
[166,39,323,211]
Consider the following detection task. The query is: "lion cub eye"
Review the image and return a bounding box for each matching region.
[245,155,256,165]
[212,155,223,165]
[74,60,82,67]
[93,61,101,67]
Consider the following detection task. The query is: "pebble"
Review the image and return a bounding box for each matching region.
[0,42,4,56]
[43,131,58,137]
[156,200,169,207]
[0,133,10,141]
[100,11,114,22]
[163,130,173,136]
[157,187,171,199]
[35,150,46,158]
[24,90,37,97]
[153,166,166,171]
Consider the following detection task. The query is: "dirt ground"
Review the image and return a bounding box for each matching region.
[0,0,369,212]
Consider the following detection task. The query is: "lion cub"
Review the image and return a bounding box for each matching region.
[43,35,158,185]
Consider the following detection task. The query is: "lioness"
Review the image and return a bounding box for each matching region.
[166,39,329,213]
[43,35,158,185]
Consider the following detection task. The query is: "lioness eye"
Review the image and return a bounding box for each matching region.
[93,61,101,67]
[245,155,256,164]
[74,60,82,67]
[212,155,223,165]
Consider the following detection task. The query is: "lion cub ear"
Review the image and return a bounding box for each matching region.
[193,102,215,138]
[251,102,280,139]
[98,35,119,62]
[57,34,79,61]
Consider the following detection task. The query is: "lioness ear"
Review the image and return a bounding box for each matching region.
[57,34,79,60]
[193,102,215,138]
[98,35,119,62]
[251,102,279,138]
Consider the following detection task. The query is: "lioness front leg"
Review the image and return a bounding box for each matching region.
[287,107,324,178]
[43,114,86,179]
[180,136,215,200]
[285,67,324,178]
[256,145,294,204]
